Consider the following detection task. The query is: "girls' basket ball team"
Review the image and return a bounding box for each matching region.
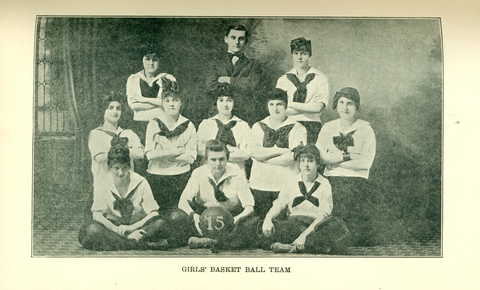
[78,24,377,254]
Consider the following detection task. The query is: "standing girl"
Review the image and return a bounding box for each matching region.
[276,37,329,144]
[144,84,197,211]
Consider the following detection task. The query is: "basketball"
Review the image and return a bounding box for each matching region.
[199,206,234,239]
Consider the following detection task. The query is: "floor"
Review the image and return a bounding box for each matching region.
[32,184,442,258]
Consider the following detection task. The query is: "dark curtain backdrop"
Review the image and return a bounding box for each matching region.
[47,17,442,242]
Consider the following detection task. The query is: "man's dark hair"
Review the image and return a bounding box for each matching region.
[224,24,250,42]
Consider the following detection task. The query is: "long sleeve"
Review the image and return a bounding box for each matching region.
[341,127,376,171]
[178,171,200,215]
[317,182,333,219]
[144,120,159,154]
[196,120,210,156]
[138,179,160,214]
[236,174,255,207]
[184,123,198,160]
[126,74,142,109]
[289,122,308,149]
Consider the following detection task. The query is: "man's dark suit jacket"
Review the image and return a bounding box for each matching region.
[206,53,265,125]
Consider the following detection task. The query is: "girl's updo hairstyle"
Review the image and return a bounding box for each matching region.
[160,76,180,100]
[332,87,361,110]
[212,83,234,103]
[290,37,312,56]
[293,143,321,165]
[99,92,124,112]
[266,88,288,108]
[107,136,130,168]
[138,42,162,60]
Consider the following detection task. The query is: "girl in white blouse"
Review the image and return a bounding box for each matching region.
[197,84,250,174]
[144,82,197,211]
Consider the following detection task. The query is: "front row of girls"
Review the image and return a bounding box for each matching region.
[81,84,376,252]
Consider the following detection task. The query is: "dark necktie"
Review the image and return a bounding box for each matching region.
[333,130,356,153]
[208,178,228,202]
[214,119,237,147]
[97,128,129,148]
[258,122,296,148]
[285,73,316,103]
[228,52,244,61]
[139,78,160,98]
[112,190,135,224]
[292,181,320,207]
[153,118,190,139]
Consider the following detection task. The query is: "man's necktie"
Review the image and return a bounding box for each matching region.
[228,52,244,65]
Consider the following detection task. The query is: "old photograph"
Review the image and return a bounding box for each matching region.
[32,17,442,257]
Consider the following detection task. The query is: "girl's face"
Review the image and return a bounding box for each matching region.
[163,96,182,116]
[292,49,311,70]
[206,150,228,177]
[217,96,234,116]
[104,101,122,123]
[298,155,318,175]
[110,162,130,181]
[268,99,287,121]
[142,54,160,76]
[336,96,358,121]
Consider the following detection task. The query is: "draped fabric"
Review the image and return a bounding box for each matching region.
[208,178,228,202]
[285,73,316,103]
[258,122,295,148]
[61,18,100,187]
[292,181,320,207]
[153,118,190,139]
[333,130,356,152]
[139,78,160,98]
[112,190,135,224]
[214,119,237,147]
[94,128,129,148]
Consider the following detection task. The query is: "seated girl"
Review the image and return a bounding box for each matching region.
[276,37,329,145]
[79,140,190,251]
[88,94,144,187]
[261,144,349,254]
[315,87,377,246]
[178,140,259,250]
[246,88,307,218]
[197,84,250,173]
[144,82,197,211]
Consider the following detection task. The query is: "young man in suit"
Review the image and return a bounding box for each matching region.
[206,24,264,126]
